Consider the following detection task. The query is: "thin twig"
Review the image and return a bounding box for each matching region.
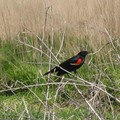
[18,81,46,107]
[44,28,54,120]
[18,110,26,120]
[22,97,31,120]
[52,76,66,120]
[1,81,120,95]
[104,28,116,50]
[21,28,60,64]
[74,83,104,120]
[56,22,66,57]
[90,39,117,55]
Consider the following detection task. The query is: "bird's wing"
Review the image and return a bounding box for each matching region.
[59,55,83,68]
[69,57,83,65]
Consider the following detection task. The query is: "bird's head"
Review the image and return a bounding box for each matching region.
[78,51,89,57]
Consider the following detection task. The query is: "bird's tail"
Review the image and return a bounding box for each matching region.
[43,67,56,76]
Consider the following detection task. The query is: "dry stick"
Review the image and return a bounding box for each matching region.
[39,6,51,79]
[40,45,43,70]
[97,80,115,119]
[56,22,66,57]
[74,84,104,120]
[52,76,66,120]
[90,39,117,55]
[118,54,120,60]
[17,36,57,66]
[1,81,120,94]
[0,82,93,93]
[98,80,115,119]
[43,3,51,115]
[88,87,100,103]
[75,77,120,103]
[22,97,31,120]
[89,26,114,45]
[23,28,60,65]
[90,42,110,55]
[104,28,116,50]
[2,83,16,95]
[18,81,46,107]
[52,67,120,104]
[97,80,114,119]
[17,25,60,66]
[91,62,115,86]
[43,5,52,36]
[104,28,120,68]
[17,36,56,73]
[44,28,54,120]
[88,26,117,55]
[1,78,120,119]
[18,110,26,120]
[17,38,49,59]
[106,91,115,119]
[29,31,60,63]
[44,56,51,119]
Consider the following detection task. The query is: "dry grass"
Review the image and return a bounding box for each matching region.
[0,0,120,41]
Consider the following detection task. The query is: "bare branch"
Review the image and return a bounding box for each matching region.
[74,83,104,120]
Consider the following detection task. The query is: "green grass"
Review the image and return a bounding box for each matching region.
[0,36,120,119]
[0,89,120,120]
[0,94,88,120]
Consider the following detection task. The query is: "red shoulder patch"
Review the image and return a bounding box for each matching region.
[75,58,82,65]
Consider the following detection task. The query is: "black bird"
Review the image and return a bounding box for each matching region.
[44,51,89,76]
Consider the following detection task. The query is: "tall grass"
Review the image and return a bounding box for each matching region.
[1,0,120,53]
[0,0,120,40]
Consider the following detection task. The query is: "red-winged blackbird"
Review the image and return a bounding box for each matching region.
[44,51,89,76]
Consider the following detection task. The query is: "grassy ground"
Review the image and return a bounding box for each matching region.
[0,34,120,120]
